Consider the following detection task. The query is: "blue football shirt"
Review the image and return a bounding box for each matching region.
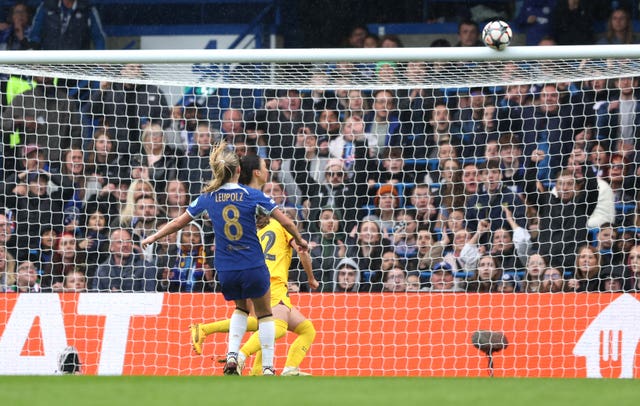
[187,183,277,272]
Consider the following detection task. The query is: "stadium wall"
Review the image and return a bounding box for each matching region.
[1,293,639,377]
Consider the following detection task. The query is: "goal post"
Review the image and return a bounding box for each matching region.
[0,45,639,377]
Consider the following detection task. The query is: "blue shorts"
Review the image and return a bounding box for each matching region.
[218,265,270,301]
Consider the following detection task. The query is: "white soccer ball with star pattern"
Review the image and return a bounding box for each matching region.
[482,20,512,51]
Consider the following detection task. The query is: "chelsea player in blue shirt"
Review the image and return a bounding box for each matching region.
[142,141,308,375]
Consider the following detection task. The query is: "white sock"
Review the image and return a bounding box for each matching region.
[258,319,275,368]
[228,310,248,356]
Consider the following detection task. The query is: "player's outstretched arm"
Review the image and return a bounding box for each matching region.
[271,208,309,252]
[292,240,319,291]
[141,211,193,249]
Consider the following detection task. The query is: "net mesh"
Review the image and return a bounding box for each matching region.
[0,50,639,377]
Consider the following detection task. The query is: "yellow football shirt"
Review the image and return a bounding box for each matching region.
[257,218,292,306]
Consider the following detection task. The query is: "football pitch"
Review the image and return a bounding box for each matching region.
[2,376,638,406]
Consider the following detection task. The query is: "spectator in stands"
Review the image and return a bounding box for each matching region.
[465,254,502,293]
[85,128,127,194]
[29,0,105,50]
[11,260,41,292]
[307,158,360,234]
[331,258,361,293]
[390,208,418,259]
[408,227,446,273]
[118,179,157,229]
[51,145,102,211]
[597,8,637,44]
[287,129,327,208]
[0,245,16,292]
[92,227,158,292]
[78,205,109,279]
[343,90,371,119]
[2,75,83,163]
[498,134,526,194]
[365,183,400,239]
[382,266,407,292]
[364,89,402,157]
[179,121,215,197]
[524,149,599,272]
[330,115,376,180]
[496,272,517,293]
[315,103,342,140]
[605,153,637,225]
[494,205,532,273]
[465,159,528,233]
[442,221,487,275]
[363,33,379,48]
[165,221,214,292]
[137,122,183,195]
[622,244,640,291]
[258,89,314,163]
[425,261,462,292]
[380,34,403,48]
[344,219,389,289]
[162,179,189,220]
[0,2,32,51]
[566,244,605,292]
[539,267,567,292]
[497,83,533,135]
[594,76,640,160]
[522,83,574,182]
[6,170,63,261]
[1,144,48,208]
[368,147,415,189]
[519,252,547,293]
[89,64,171,155]
[62,267,87,292]
[514,0,556,46]
[551,0,594,45]
[219,107,245,144]
[343,24,368,48]
[595,222,624,267]
[131,195,164,261]
[455,19,483,47]
[406,273,422,292]
[409,183,439,227]
[423,99,454,160]
[308,207,346,291]
[42,231,84,292]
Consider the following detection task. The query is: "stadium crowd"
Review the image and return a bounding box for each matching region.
[1,1,640,294]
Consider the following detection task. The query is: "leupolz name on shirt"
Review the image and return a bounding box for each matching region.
[215,192,245,202]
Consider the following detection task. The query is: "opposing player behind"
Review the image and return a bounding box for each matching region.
[190,154,319,376]
[142,142,308,376]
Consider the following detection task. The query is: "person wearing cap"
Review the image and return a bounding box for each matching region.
[496,272,517,293]
[365,183,400,239]
[425,261,462,292]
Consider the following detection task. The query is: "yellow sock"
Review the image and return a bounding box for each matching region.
[285,320,316,368]
[201,317,258,337]
[246,319,288,376]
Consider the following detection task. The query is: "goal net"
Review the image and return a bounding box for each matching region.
[0,46,639,377]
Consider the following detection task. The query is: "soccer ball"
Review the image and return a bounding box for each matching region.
[482,20,512,51]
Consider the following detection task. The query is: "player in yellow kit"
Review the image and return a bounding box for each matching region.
[190,155,319,376]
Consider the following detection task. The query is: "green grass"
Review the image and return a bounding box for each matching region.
[1,376,638,406]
